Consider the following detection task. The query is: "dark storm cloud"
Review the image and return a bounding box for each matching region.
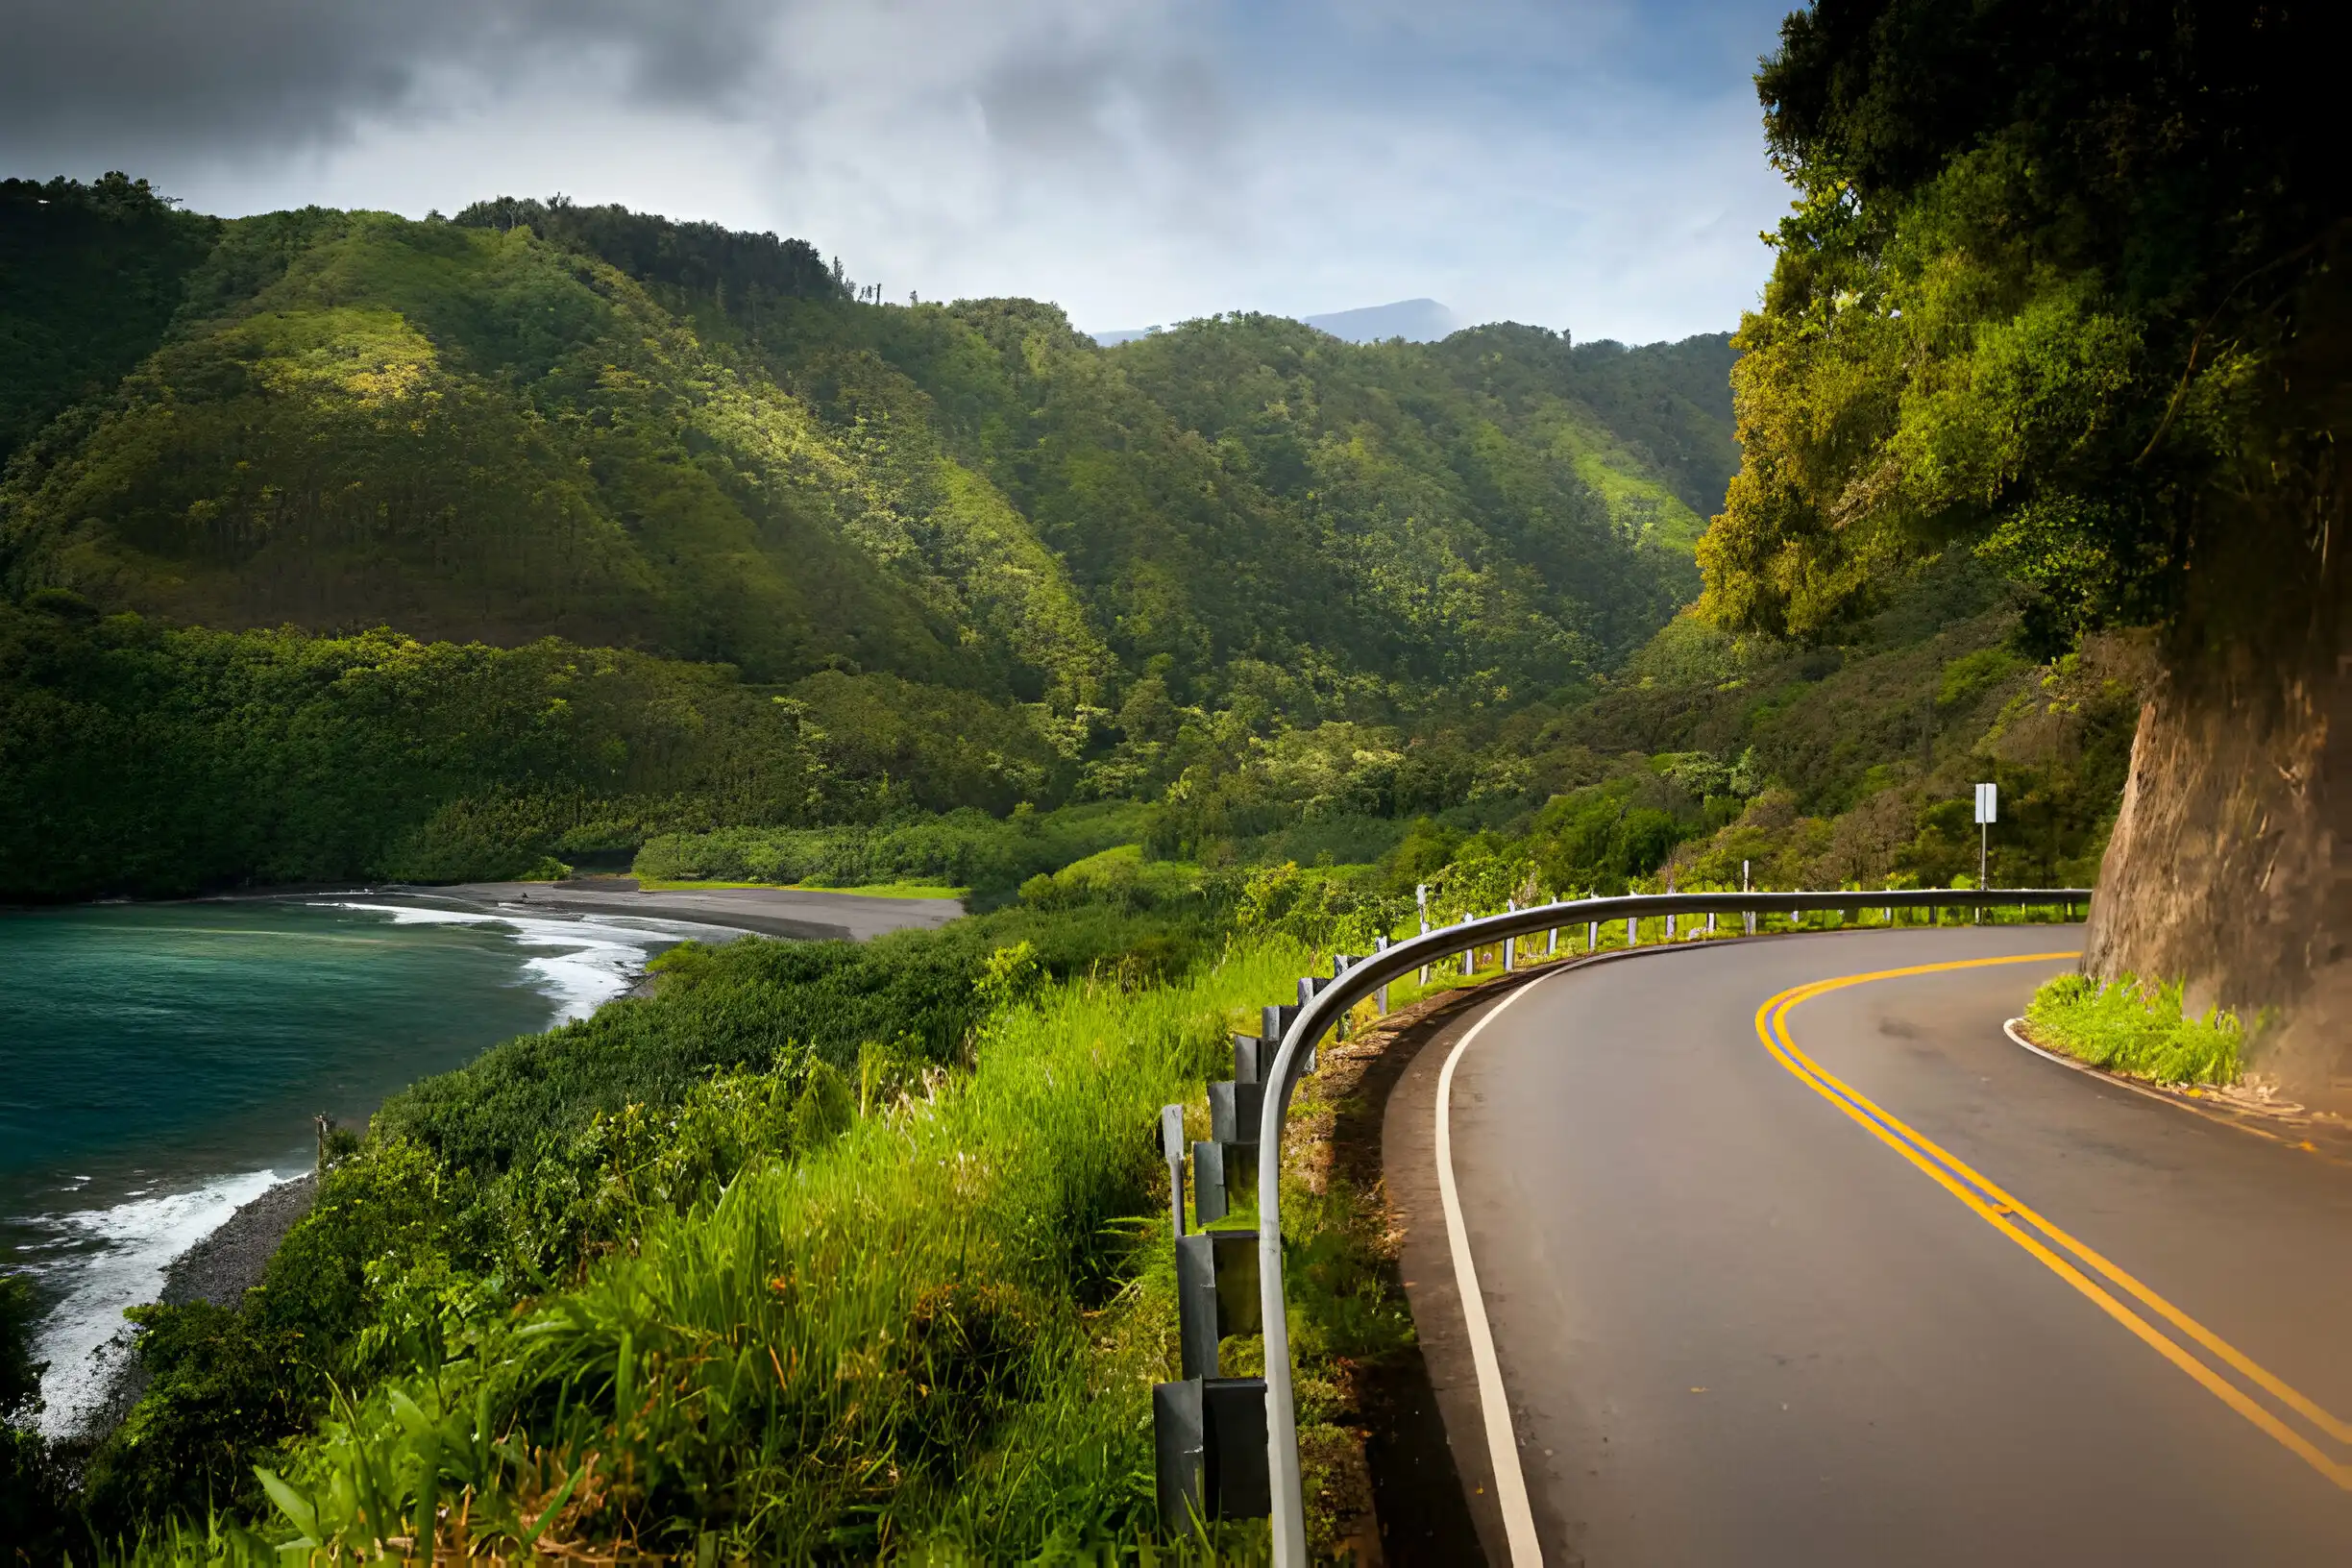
[0,0,1798,343]
[0,0,782,149]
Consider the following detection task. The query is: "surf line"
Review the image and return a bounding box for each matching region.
[1756,955,2352,1491]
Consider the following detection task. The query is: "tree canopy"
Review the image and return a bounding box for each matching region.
[1,193,1727,716]
[1701,0,2348,650]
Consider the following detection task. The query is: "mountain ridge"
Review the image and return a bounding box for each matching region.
[1,184,1737,715]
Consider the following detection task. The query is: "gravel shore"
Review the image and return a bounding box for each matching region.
[68,1174,320,1440]
[160,1172,317,1309]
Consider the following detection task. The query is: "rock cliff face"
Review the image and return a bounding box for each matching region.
[2085,453,2352,1108]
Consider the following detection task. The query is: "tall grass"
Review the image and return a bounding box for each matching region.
[195,941,1311,1562]
[2023,972,2243,1086]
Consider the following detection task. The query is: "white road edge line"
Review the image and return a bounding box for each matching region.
[1436,976,1553,1567]
[2002,1017,2202,1112]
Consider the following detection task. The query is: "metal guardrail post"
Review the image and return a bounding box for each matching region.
[1251,885,2090,1566]
[1176,1229,1262,1379]
[1192,1139,1226,1226]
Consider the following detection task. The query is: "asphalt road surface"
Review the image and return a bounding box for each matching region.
[1393,925,2352,1566]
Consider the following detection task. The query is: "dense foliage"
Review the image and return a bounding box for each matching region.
[0,601,1084,898]
[0,174,219,462]
[453,194,845,307]
[2024,972,2243,1087]
[44,871,1378,1561]
[1139,551,2138,899]
[635,800,1147,903]
[1702,0,2347,651]
[1,184,1716,722]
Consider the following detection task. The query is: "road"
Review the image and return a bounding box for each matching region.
[1385,926,2352,1565]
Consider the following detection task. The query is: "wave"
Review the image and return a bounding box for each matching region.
[16,899,737,1433]
[316,900,737,1022]
[26,1167,288,1438]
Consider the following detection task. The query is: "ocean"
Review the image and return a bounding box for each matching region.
[0,894,730,1435]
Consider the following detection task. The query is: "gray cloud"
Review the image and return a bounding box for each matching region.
[0,0,782,150]
[0,0,1793,344]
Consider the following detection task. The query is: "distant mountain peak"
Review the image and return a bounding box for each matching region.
[1300,299,1458,343]
[1090,298,1459,348]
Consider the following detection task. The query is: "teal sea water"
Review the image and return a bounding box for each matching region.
[0,896,721,1433]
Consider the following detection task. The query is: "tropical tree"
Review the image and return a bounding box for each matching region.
[1703,0,2350,1095]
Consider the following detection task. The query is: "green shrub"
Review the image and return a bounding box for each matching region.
[633,800,1148,901]
[0,1271,77,1558]
[242,942,1312,1559]
[2023,972,2243,1086]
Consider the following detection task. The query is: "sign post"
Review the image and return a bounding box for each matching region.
[1973,783,1997,921]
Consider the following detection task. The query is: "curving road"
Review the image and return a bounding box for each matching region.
[1384,926,2352,1566]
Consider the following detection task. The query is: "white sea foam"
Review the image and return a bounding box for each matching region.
[29,1168,288,1437]
[322,900,503,926]
[317,901,732,1023]
[21,902,729,1434]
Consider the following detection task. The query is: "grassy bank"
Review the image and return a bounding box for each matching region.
[13,843,1436,1560]
[634,880,970,900]
[235,943,1317,1561]
[634,804,1150,908]
[95,934,1430,1563]
[2022,973,2244,1086]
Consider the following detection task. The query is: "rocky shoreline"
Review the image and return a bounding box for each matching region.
[161,1172,318,1309]
[68,1173,321,1441]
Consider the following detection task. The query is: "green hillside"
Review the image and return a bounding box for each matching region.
[0,181,1742,898]
[0,186,1727,723]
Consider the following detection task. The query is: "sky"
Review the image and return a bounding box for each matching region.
[0,0,1799,344]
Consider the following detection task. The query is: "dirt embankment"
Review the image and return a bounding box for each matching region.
[2086,618,2352,1112]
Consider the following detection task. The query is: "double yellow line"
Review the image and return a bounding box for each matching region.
[1758,955,2352,1491]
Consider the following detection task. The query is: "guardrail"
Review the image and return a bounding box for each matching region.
[1201,885,2092,1563]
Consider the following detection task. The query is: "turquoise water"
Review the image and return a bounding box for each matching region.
[0,896,721,1433]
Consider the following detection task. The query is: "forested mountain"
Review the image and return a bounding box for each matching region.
[0,181,1721,715]
[0,175,220,461]
[0,178,1745,897]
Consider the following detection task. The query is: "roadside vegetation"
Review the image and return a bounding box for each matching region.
[4,854,1428,1559]
[1,541,2146,1555]
[2023,974,2245,1088]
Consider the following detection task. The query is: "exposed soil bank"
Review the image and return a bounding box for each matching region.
[2086,611,2352,1113]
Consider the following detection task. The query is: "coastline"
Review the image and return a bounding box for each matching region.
[403,878,965,943]
[10,878,968,945]
[70,1173,321,1442]
[21,879,967,1441]
[159,1172,318,1311]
